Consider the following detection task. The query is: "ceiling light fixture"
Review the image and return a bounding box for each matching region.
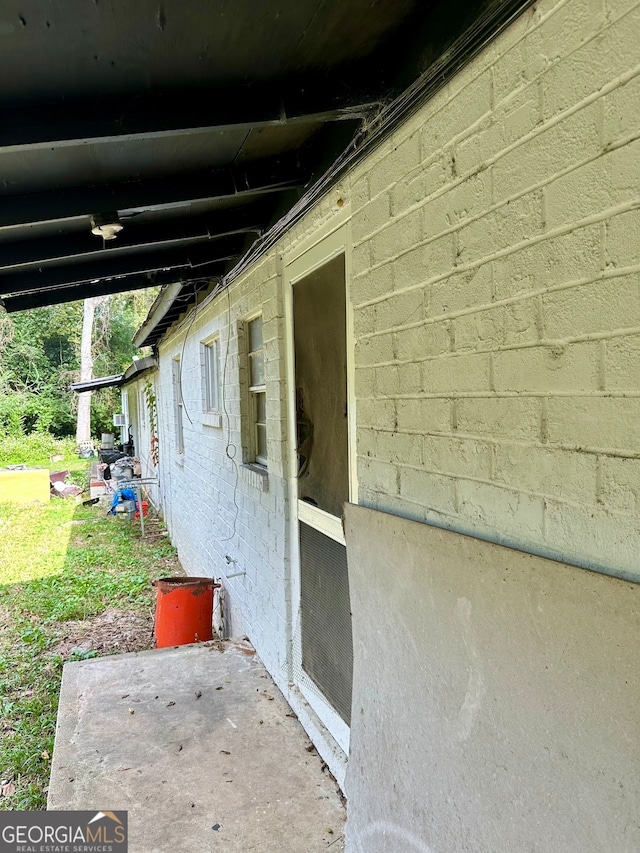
[90,213,123,240]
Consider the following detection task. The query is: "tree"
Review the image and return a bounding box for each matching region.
[75,296,104,444]
[0,302,81,436]
[0,287,159,440]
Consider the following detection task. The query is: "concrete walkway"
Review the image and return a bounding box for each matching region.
[48,641,346,852]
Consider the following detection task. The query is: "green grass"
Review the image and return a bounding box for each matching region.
[0,477,180,810]
[0,433,89,489]
[0,434,77,470]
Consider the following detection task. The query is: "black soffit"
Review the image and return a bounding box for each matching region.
[0,0,532,315]
[0,236,243,296]
[3,267,221,313]
[0,205,266,271]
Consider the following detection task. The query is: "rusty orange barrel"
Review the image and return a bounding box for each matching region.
[153,577,220,648]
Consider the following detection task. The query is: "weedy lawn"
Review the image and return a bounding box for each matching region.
[0,452,181,810]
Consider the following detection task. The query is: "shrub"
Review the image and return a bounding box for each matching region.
[0,433,76,468]
[0,389,75,438]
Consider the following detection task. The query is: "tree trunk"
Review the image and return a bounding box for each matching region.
[75,296,100,445]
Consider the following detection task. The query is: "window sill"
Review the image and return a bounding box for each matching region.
[202,412,223,429]
[241,463,269,492]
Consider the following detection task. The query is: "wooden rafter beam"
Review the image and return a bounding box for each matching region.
[0,88,377,153]
[0,206,265,270]
[0,154,307,230]
[1,266,221,313]
[0,237,242,297]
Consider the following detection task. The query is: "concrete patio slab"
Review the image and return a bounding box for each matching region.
[48,641,345,852]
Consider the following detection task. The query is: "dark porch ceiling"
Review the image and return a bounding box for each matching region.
[0,0,526,316]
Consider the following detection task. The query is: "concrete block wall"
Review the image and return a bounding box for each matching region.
[144,0,638,785]
[155,255,294,686]
[349,0,640,580]
[151,187,355,784]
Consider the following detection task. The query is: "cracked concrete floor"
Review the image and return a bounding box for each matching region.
[48,641,346,852]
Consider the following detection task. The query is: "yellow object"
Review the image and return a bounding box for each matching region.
[0,469,50,505]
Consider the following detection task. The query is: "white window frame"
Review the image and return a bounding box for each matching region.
[172,356,184,455]
[201,334,222,428]
[246,315,267,467]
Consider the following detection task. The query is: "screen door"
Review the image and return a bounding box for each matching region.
[291,251,354,731]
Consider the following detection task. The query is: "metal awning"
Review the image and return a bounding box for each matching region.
[70,375,124,394]
[70,357,156,393]
[121,356,157,384]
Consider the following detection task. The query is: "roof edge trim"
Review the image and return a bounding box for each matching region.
[217,0,537,291]
[122,355,158,384]
[70,374,124,393]
[134,282,184,348]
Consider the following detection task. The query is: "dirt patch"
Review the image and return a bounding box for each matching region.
[50,607,154,659]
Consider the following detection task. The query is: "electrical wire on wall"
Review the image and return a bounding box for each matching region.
[177,282,200,425]
[206,283,242,640]
[218,282,240,544]
[166,274,244,639]
[172,272,241,546]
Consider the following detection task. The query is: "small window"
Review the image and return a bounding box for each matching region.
[172,356,184,454]
[203,336,221,413]
[247,316,267,466]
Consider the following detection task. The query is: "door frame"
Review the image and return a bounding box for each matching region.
[283,214,357,755]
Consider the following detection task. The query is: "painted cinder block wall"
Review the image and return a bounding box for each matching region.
[155,255,294,685]
[350,0,640,580]
[151,0,639,786]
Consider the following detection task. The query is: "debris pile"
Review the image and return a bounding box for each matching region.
[49,469,82,498]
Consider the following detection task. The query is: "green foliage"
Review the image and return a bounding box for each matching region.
[90,386,121,437]
[0,434,77,468]
[0,301,83,438]
[144,379,159,465]
[0,288,159,439]
[0,389,76,437]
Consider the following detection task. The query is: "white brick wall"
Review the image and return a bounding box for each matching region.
[155,257,293,685]
[350,0,640,579]
[144,0,639,775]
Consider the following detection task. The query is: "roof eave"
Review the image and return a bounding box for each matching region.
[133,282,184,349]
[122,356,158,384]
[70,374,124,393]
